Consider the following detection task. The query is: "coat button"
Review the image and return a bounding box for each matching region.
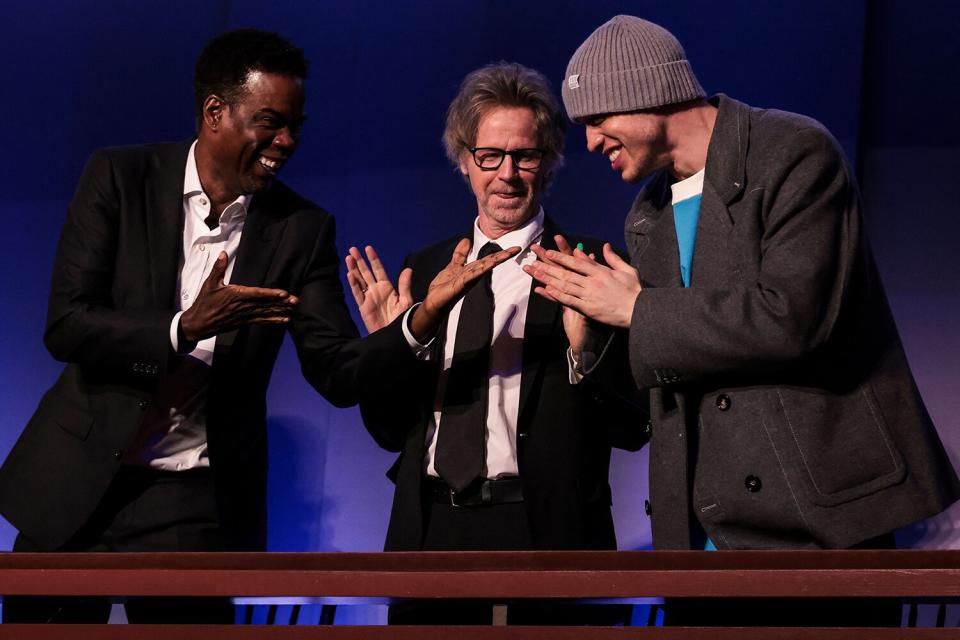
[745,475,762,492]
[113,449,124,461]
[716,394,731,411]
[138,400,149,410]
[644,499,652,516]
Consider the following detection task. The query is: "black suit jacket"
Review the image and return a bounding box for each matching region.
[360,217,646,551]
[0,140,364,550]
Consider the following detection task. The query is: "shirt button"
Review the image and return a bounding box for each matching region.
[199,197,208,206]
[182,293,190,300]
[716,394,731,411]
[199,245,206,252]
[745,475,762,492]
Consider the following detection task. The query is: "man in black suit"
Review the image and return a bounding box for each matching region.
[0,29,365,623]
[345,62,644,625]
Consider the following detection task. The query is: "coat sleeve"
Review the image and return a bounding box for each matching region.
[43,149,176,381]
[628,126,862,389]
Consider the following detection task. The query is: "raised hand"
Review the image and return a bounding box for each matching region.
[345,245,413,334]
[524,242,641,329]
[409,238,521,343]
[547,235,593,356]
[179,251,298,342]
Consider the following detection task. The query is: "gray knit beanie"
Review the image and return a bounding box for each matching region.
[562,15,705,120]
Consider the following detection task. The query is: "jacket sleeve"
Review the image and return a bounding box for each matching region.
[287,213,364,407]
[43,149,176,381]
[628,126,862,390]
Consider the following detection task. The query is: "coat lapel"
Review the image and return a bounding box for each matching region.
[626,175,684,289]
[689,179,736,288]
[144,141,191,307]
[690,94,748,288]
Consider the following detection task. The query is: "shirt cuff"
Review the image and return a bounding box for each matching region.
[170,311,197,355]
[567,346,584,385]
[401,303,435,360]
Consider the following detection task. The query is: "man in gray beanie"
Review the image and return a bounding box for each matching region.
[526,14,960,626]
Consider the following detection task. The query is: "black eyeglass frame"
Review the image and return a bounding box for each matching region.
[467,146,546,171]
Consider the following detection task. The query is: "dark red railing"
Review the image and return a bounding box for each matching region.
[1,550,959,638]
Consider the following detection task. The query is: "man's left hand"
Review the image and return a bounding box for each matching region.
[524,243,641,329]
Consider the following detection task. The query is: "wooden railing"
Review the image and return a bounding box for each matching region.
[1,550,959,638]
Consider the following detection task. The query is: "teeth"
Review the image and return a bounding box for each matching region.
[608,148,621,163]
[259,157,280,171]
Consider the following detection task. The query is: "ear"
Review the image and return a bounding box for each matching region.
[458,155,469,176]
[201,95,227,132]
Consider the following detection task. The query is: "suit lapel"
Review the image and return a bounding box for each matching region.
[214,184,289,356]
[230,190,288,288]
[517,218,561,427]
[144,141,191,307]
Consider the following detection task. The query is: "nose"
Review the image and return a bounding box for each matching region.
[497,154,520,179]
[273,126,298,151]
[585,126,603,153]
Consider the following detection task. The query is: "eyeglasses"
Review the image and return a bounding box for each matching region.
[467,147,545,171]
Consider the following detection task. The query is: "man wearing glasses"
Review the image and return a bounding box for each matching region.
[345,62,643,624]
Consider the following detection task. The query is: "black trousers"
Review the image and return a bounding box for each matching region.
[388,478,628,626]
[3,465,234,624]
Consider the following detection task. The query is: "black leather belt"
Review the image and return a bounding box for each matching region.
[428,476,524,508]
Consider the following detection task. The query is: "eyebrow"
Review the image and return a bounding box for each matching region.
[255,109,308,127]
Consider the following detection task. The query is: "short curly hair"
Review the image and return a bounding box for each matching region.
[443,62,565,179]
[193,28,307,123]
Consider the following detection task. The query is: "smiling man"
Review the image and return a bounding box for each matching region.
[525,15,960,627]
[0,29,363,623]
[344,62,643,625]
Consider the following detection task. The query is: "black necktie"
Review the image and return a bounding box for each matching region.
[435,242,501,492]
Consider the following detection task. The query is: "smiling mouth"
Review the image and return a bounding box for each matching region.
[258,156,285,175]
[607,147,621,164]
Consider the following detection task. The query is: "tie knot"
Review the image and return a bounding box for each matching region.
[478,242,503,259]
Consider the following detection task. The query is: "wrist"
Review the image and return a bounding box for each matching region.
[410,304,439,343]
[179,310,202,343]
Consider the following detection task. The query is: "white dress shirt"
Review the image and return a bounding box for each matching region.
[123,141,249,471]
[403,209,545,480]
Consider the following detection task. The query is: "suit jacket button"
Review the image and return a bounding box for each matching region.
[716,394,731,411]
[644,419,652,437]
[745,475,762,492]
[138,400,149,410]
[644,499,652,516]
[113,449,124,461]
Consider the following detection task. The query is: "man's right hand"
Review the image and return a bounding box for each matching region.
[179,251,298,343]
[345,245,414,334]
[409,238,520,343]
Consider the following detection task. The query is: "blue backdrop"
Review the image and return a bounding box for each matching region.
[1,0,957,572]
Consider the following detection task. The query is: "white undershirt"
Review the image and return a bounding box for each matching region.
[123,141,249,471]
[403,209,544,480]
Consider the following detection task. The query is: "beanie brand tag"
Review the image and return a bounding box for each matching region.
[567,74,580,89]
